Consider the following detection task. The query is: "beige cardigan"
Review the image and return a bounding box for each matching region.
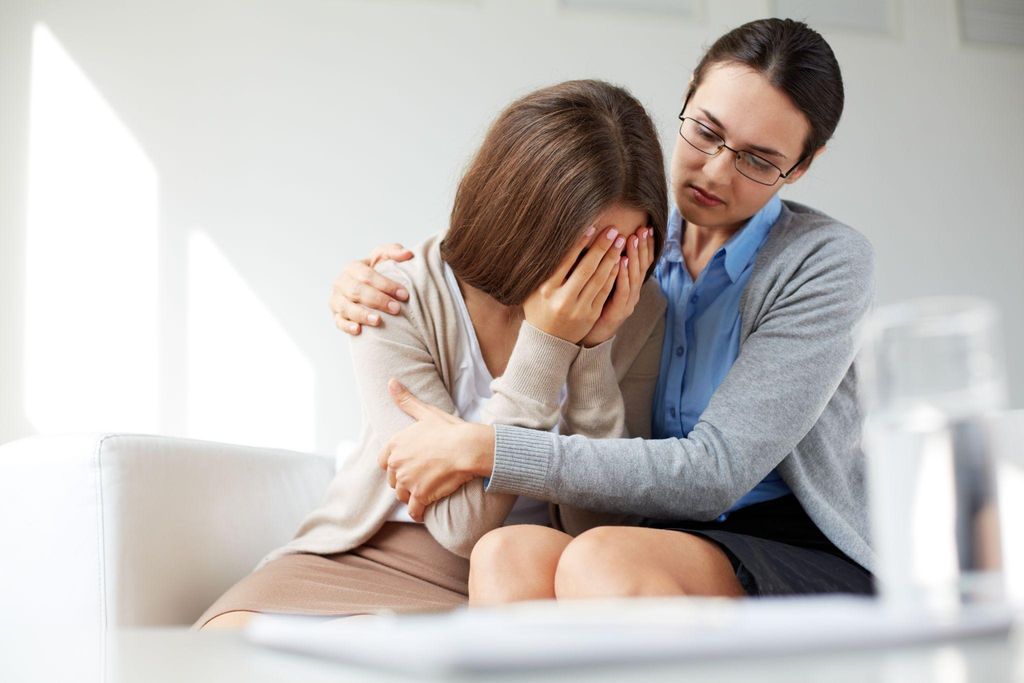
[258,234,666,567]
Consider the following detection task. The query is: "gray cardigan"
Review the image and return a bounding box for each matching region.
[485,201,877,572]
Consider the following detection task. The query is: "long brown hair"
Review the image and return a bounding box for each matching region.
[441,80,667,306]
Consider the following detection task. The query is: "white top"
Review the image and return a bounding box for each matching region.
[387,263,558,526]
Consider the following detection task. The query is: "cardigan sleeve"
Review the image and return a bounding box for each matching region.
[423,282,666,553]
[421,320,581,557]
[367,263,667,556]
[347,261,567,559]
[485,228,875,521]
[558,279,665,440]
[552,279,665,534]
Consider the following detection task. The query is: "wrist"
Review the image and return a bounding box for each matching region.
[460,424,495,477]
[527,318,580,344]
[581,329,614,348]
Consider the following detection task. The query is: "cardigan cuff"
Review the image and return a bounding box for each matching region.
[485,425,554,499]
[567,336,616,403]
[499,322,579,403]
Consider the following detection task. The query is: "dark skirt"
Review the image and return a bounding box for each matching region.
[644,494,874,597]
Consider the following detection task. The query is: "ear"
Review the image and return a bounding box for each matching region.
[782,146,827,185]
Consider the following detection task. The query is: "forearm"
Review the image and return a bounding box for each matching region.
[466,423,497,477]
[559,338,626,438]
[421,420,502,556]
[484,424,755,520]
[423,323,576,553]
[554,317,663,534]
[482,321,579,430]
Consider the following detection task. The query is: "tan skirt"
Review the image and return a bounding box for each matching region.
[193,522,470,629]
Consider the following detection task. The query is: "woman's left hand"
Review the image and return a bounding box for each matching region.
[378,379,495,521]
[581,227,656,347]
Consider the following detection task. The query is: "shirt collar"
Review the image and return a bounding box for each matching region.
[663,194,782,283]
[722,194,781,282]
[663,207,685,264]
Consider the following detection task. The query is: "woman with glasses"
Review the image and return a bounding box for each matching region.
[332,18,875,600]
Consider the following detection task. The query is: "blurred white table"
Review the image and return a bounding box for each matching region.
[4,624,1022,683]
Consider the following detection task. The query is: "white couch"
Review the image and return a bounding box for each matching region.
[2,417,1022,630]
[0,434,334,628]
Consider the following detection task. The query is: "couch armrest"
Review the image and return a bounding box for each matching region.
[0,433,334,627]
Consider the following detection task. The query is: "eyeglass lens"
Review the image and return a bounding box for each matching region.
[679,118,780,185]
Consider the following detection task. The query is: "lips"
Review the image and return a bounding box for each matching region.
[689,184,724,207]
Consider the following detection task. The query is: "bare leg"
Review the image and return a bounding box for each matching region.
[199,610,261,630]
[469,525,573,606]
[554,527,745,599]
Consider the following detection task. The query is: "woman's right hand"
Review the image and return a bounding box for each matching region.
[522,226,627,344]
[329,244,415,335]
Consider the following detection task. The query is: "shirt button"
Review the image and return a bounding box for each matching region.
[669,407,676,418]
[690,294,698,304]
[675,346,684,357]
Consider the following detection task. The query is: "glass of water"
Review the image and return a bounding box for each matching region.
[859,297,1008,616]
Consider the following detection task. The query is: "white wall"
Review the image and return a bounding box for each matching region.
[2,0,1022,455]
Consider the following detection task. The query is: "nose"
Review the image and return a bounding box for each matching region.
[702,148,735,183]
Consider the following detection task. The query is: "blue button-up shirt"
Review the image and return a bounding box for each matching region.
[652,195,790,519]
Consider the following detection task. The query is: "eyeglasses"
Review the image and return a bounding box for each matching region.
[677,110,807,186]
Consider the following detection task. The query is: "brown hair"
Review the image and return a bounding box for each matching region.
[441,80,667,306]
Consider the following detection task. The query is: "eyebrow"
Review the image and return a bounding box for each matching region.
[699,108,788,160]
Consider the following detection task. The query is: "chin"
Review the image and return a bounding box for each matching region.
[678,201,741,232]
[678,194,716,221]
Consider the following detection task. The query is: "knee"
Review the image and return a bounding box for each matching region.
[470,525,542,572]
[469,525,562,605]
[555,526,637,577]
[554,527,683,600]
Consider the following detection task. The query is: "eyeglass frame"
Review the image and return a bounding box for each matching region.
[677,90,808,187]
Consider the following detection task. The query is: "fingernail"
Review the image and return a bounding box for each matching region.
[584,226,596,238]
[632,236,639,248]
[368,313,380,325]
[349,323,359,333]
[396,288,409,300]
[388,301,400,314]
[606,228,617,241]
[614,236,625,249]
[622,257,629,267]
